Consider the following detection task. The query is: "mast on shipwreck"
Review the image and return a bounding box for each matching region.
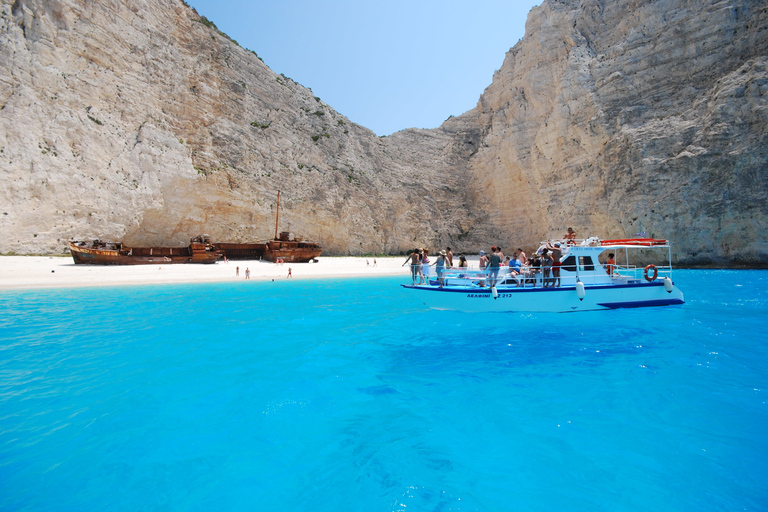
[274,190,281,240]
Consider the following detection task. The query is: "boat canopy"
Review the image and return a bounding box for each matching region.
[536,237,669,254]
[534,236,675,281]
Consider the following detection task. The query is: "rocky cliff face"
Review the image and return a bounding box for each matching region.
[1,0,766,264]
[466,0,768,265]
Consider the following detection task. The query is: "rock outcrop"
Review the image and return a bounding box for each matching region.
[1,0,766,265]
[466,0,768,265]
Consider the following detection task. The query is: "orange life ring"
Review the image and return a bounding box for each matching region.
[644,264,658,282]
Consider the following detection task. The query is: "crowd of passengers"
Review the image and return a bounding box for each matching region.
[401,227,613,289]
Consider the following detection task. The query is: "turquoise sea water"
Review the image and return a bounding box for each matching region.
[1,270,767,511]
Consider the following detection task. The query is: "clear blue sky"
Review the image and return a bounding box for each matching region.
[186,0,540,135]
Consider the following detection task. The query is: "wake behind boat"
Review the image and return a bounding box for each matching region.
[402,237,685,313]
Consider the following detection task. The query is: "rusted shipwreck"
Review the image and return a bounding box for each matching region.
[69,236,223,265]
[216,192,322,263]
[69,193,321,265]
[216,232,322,263]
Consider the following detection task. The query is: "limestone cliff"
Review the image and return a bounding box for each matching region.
[1,0,766,265]
[0,0,486,256]
[465,0,768,265]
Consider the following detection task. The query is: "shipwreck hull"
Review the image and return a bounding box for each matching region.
[69,241,222,265]
[214,242,268,260]
[264,236,322,263]
[265,244,322,263]
[216,232,322,263]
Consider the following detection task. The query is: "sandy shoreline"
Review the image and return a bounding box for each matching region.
[0,255,412,290]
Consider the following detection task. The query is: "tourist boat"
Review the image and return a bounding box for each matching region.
[214,191,322,263]
[401,237,685,313]
[68,235,223,265]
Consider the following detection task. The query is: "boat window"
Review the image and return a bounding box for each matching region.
[561,256,595,271]
[580,256,595,271]
[561,256,576,271]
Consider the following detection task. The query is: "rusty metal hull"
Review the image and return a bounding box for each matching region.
[215,239,322,263]
[69,241,223,265]
[214,242,268,260]
[264,240,323,263]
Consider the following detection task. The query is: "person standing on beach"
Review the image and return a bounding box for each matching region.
[236,266,239,277]
[245,268,250,280]
[287,267,292,278]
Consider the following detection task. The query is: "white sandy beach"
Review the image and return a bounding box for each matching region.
[0,255,412,290]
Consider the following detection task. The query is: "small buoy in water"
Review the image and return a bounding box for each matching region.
[492,286,498,299]
[576,280,585,301]
[663,277,673,293]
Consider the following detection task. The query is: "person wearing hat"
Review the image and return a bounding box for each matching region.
[433,249,448,287]
[479,250,488,268]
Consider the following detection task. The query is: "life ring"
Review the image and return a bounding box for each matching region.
[644,264,658,282]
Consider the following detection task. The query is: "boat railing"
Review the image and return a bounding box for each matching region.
[614,264,673,282]
[410,263,672,289]
[412,266,512,286]
[413,266,587,288]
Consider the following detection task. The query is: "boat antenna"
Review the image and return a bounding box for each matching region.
[274,190,281,240]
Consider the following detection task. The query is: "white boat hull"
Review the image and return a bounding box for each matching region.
[401,281,684,313]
